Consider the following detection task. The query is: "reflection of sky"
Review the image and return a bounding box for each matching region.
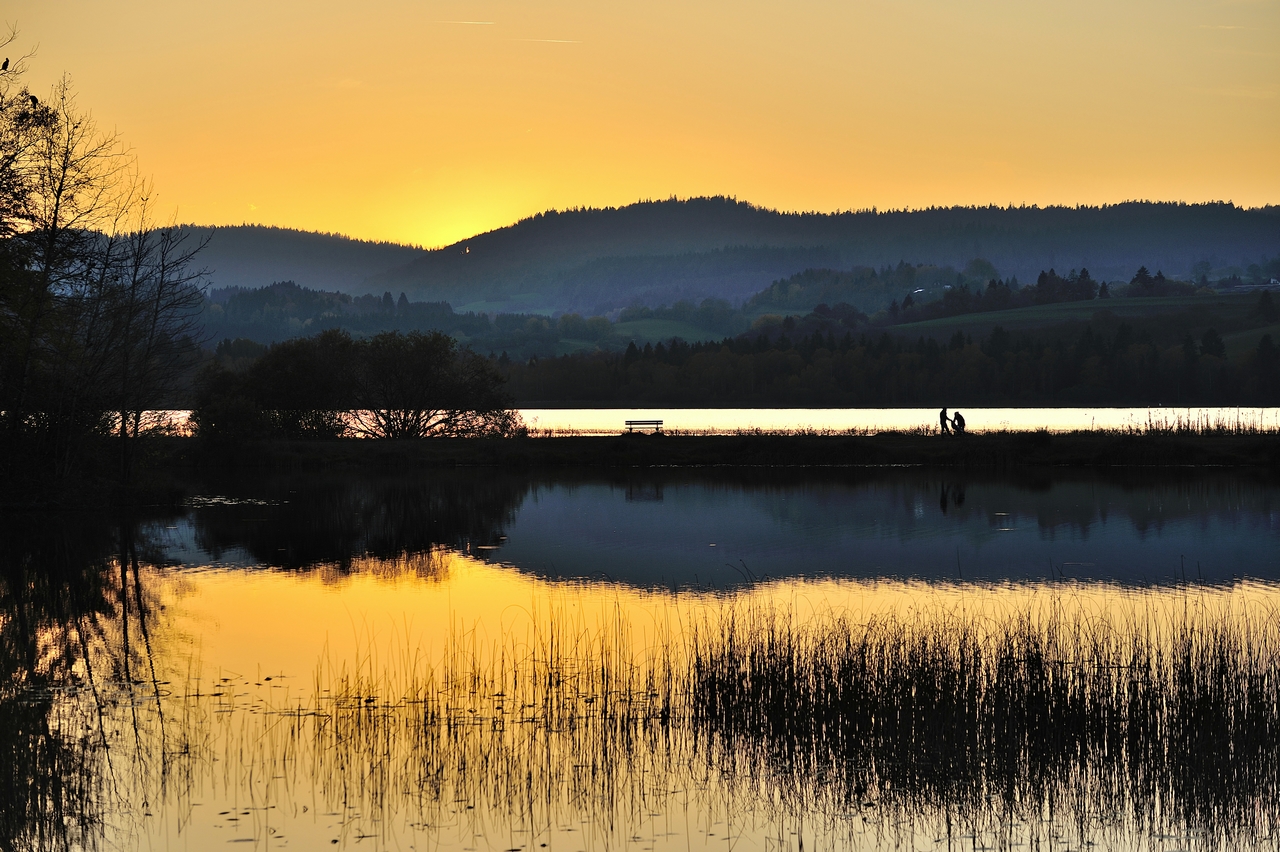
[86,560,1280,852]
[147,516,263,569]
[485,478,1280,587]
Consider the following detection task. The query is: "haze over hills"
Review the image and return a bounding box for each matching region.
[193,198,1280,317]
[186,225,428,296]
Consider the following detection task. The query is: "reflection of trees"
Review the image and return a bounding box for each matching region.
[189,472,530,571]
[0,513,173,852]
[0,515,112,851]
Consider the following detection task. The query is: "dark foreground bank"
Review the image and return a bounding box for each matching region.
[186,430,1280,470]
[7,430,1278,509]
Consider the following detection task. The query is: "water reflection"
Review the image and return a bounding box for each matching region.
[483,469,1279,586]
[3,469,1280,851]
[0,513,175,852]
[182,471,525,570]
[164,469,1280,585]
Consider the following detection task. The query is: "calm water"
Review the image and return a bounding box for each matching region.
[5,468,1280,851]
[164,469,1280,586]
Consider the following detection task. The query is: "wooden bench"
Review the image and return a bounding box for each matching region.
[624,419,663,433]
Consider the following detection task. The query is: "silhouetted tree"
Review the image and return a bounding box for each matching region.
[1252,291,1277,323]
[351,331,518,438]
[193,329,521,440]
[1201,329,1226,359]
[0,55,207,482]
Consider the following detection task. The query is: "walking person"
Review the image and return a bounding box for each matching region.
[939,407,951,435]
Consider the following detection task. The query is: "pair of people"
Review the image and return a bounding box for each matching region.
[939,407,966,435]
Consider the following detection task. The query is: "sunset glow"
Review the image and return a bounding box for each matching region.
[11,0,1278,246]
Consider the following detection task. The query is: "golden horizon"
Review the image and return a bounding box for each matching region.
[9,0,1278,247]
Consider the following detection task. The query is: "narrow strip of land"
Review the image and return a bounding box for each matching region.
[182,432,1280,470]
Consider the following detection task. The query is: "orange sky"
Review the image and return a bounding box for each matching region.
[9,0,1278,247]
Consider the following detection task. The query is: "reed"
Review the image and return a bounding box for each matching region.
[13,583,1280,850]
[687,593,1280,846]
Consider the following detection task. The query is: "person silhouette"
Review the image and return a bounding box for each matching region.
[952,411,966,434]
[939,407,951,434]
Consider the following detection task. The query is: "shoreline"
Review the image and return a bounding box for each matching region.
[179,431,1280,471]
[3,431,1277,511]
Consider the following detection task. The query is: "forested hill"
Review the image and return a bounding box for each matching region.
[183,225,426,294]
[188,201,1280,317]
[372,199,1280,313]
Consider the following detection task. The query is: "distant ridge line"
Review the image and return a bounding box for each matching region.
[181,198,1280,314]
[182,197,1276,252]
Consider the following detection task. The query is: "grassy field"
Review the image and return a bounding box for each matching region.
[586,293,1273,355]
[1224,321,1280,356]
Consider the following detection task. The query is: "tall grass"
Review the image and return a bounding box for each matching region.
[689,596,1280,846]
[18,584,1280,850]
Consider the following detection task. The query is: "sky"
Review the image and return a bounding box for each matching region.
[7,0,1278,247]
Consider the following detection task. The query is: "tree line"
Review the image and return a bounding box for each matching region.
[194,329,518,440]
[194,290,1280,423]
[203,257,1278,364]
[499,317,1280,407]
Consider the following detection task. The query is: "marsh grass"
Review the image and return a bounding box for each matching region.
[1125,408,1280,435]
[20,582,1280,850]
[689,594,1280,847]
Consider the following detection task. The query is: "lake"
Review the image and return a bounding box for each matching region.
[4,467,1280,850]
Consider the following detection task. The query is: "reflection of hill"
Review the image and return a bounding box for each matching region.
[649,468,1277,541]
[187,473,529,571]
[479,469,1280,586]
[849,471,1280,537]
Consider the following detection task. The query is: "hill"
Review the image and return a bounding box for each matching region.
[186,225,426,295]
[187,200,1280,318]
[371,198,1280,314]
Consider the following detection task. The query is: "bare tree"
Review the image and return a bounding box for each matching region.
[349,331,520,439]
[0,42,207,481]
[97,184,207,478]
